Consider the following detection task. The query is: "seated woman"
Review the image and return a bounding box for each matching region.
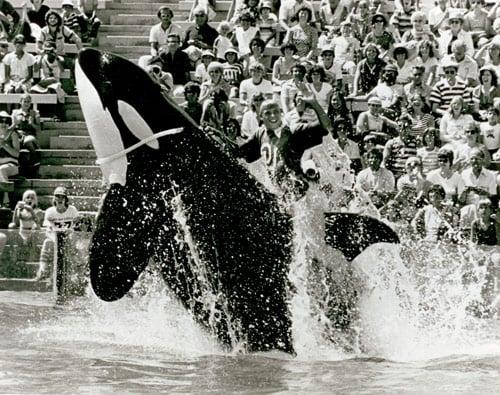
[351,43,386,96]
[471,66,500,120]
[271,42,297,87]
[199,61,232,104]
[406,93,435,145]
[11,93,41,175]
[439,96,474,148]
[392,45,413,86]
[0,111,20,207]
[9,189,44,242]
[471,198,497,245]
[355,96,398,143]
[306,65,333,113]
[453,122,491,172]
[283,7,319,60]
[327,90,353,139]
[417,127,440,175]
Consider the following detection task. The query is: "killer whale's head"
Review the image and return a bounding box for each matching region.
[76,48,197,186]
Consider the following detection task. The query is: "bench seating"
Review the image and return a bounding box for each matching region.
[0,93,57,109]
[11,0,105,10]
[9,43,79,55]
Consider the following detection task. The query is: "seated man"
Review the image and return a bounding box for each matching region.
[239,62,273,110]
[459,147,498,206]
[154,33,191,93]
[439,40,479,87]
[182,7,218,51]
[355,147,395,208]
[3,34,35,93]
[149,6,182,57]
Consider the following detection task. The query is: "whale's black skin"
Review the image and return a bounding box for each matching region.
[77,49,399,354]
[78,48,294,353]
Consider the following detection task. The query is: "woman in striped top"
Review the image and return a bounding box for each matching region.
[417,127,440,176]
[407,93,435,146]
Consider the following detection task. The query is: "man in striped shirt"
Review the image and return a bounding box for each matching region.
[430,59,472,118]
[383,115,417,179]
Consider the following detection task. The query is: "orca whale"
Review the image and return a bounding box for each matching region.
[75,48,399,354]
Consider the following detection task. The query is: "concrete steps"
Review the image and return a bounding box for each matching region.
[50,136,93,150]
[99,35,150,47]
[38,165,101,179]
[15,179,101,195]
[40,149,96,166]
[0,278,51,292]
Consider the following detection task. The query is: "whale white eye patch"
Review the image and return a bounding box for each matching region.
[118,100,159,150]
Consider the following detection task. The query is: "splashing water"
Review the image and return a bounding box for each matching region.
[19,158,500,363]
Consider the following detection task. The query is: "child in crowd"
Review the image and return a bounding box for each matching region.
[214,21,233,61]
[222,47,243,98]
[182,81,203,124]
[194,50,216,83]
[37,186,79,280]
[147,59,174,95]
[480,106,500,157]
[77,0,101,45]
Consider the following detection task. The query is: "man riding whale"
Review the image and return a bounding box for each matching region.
[75,48,399,355]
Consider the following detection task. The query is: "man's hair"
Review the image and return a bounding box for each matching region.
[167,33,181,42]
[157,6,173,18]
[184,81,201,95]
[367,147,383,161]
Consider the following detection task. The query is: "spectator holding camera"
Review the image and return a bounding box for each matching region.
[9,189,44,242]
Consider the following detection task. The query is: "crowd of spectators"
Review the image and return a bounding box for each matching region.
[141,0,500,246]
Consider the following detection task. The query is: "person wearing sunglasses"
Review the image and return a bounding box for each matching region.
[437,11,473,59]
[430,59,472,118]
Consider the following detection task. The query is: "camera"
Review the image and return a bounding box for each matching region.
[151,65,161,75]
[301,159,319,181]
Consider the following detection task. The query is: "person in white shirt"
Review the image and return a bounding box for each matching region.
[37,186,79,281]
[149,6,183,57]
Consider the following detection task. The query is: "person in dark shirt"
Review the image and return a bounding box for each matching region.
[181,81,203,124]
[27,0,50,28]
[471,198,498,245]
[155,33,191,86]
[182,7,218,51]
[237,97,331,196]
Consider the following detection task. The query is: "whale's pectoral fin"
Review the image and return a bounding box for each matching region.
[324,213,400,262]
[89,185,159,301]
